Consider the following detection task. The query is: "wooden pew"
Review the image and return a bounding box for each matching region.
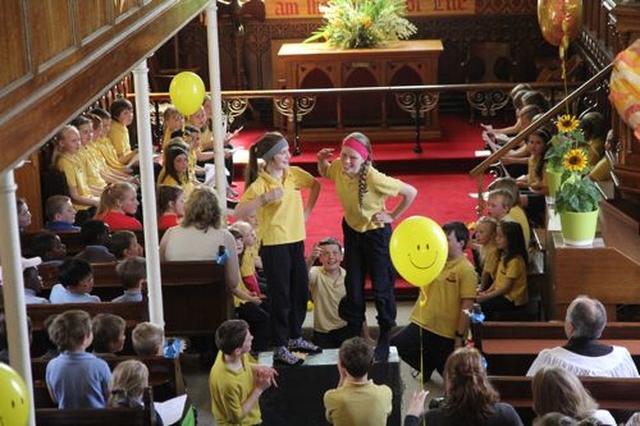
[38,261,232,337]
[35,387,154,426]
[22,229,147,257]
[32,355,184,408]
[477,321,640,376]
[490,375,640,424]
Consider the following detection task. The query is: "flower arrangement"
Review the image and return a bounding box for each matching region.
[305,0,417,49]
[545,114,601,214]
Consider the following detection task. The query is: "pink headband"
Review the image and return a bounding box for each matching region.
[342,138,369,161]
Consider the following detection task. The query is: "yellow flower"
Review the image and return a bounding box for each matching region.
[556,114,580,133]
[563,148,588,172]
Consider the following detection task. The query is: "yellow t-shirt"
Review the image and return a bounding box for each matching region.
[240,248,257,278]
[309,266,347,333]
[78,146,107,189]
[505,207,531,249]
[95,136,125,170]
[241,166,316,246]
[324,380,392,426]
[55,153,93,211]
[157,172,195,198]
[481,242,500,279]
[409,256,477,339]
[233,272,253,308]
[494,255,528,306]
[326,160,402,232]
[108,120,132,157]
[588,136,605,166]
[209,352,260,426]
[527,156,548,188]
[590,156,611,182]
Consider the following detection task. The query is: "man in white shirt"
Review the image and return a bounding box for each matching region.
[527,295,639,377]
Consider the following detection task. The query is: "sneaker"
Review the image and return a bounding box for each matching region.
[288,337,323,354]
[273,346,303,366]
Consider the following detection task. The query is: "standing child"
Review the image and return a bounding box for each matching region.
[317,132,417,361]
[235,132,321,366]
[478,221,529,319]
[209,319,278,426]
[324,337,392,426]
[46,309,111,408]
[95,182,142,230]
[157,184,185,230]
[307,238,350,349]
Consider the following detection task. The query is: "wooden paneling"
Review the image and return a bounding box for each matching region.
[27,0,75,67]
[0,0,28,88]
[113,0,139,19]
[77,0,111,41]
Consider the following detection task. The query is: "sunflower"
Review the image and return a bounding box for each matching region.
[556,114,580,133]
[563,148,588,173]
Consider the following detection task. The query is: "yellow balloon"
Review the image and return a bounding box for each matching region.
[390,216,448,287]
[169,71,206,116]
[0,363,30,426]
[537,0,583,47]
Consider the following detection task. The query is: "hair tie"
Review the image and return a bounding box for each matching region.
[342,138,369,161]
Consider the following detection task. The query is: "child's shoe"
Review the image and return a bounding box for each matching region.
[273,346,303,366]
[288,337,322,354]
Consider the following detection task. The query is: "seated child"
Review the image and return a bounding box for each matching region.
[209,319,278,426]
[46,309,111,408]
[17,197,32,233]
[473,217,499,291]
[157,184,185,230]
[132,322,164,357]
[44,195,80,231]
[75,219,117,263]
[109,230,143,260]
[50,257,101,303]
[230,220,263,297]
[92,313,126,357]
[108,359,164,426]
[22,256,49,304]
[324,337,392,426]
[94,182,142,231]
[307,237,350,349]
[485,187,530,249]
[28,231,67,265]
[112,256,146,303]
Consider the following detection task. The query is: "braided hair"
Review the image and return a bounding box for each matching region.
[343,132,372,211]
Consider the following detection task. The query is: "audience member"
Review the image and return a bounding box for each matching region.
[391,222,477,382]
[95,182,142,231]
[209,319,278,426]
[324,337,392,426]
[50,257,101,303]
[92,313,126,357]
[532,367,616,424]
[422,347,523,425]
[527,296,639,377]
[230,220,263,297]
[75,220,116,263]
[132,322,164,357]
[157,143,194,197]
[306,237,350,349]
[485,186,530,249]
[108,359,164,426]
[109,230,143,260]
[403,389,429,426]
[474,216,499,291]
[46,309,111,408]
[44,195,80,231]
[113,256,146,303]
[90,107,133,173]
[580,112,607,166]
[28,231,67,266]
[22,256,48,304]
[17,198,32,233]
[161,106,185,150]
[108,98,138,166]
[157,184,185,230]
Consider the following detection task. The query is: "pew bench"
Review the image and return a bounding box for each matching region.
[490,375,640,424]
[35,387,155,425]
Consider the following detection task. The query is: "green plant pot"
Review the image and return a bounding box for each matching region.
[547,169,563,201]
[559,209,599,246]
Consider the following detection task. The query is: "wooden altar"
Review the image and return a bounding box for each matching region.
[276,40,444,142]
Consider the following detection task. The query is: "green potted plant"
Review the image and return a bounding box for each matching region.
[304,0,417,49]
[545,114,587,200]
[548,114,602,246]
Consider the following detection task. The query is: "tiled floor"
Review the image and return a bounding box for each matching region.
[182,300,444,426]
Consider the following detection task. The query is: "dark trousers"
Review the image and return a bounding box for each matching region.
[341,219,397,333]
[390,323,454,381]
[236,302,270,351]
[480,295,516,320]
[260,241,308,347]
[313,326,352,349]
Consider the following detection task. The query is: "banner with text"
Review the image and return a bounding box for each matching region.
[267,0,476,19]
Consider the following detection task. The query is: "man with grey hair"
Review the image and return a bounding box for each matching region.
[526,295,639,377]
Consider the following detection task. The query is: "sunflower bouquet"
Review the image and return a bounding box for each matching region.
[545,114,601,214]
[305,0,417,49]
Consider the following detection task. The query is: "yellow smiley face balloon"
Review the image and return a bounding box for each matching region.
[390,216,448,287]
[0,363,30,426]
